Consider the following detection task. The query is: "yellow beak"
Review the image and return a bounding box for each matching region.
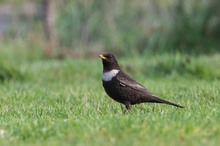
[99,55,107,60]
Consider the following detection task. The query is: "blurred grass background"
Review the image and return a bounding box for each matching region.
[0,0,219,56]
[0,0,219,81]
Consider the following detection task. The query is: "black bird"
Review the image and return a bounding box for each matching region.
[99,53,183,111]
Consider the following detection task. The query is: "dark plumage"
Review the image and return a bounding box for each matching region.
[99,53,184,111]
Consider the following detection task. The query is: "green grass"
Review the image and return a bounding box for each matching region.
[0,46,220,146]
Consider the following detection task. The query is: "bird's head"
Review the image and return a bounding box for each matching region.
[99,53,120,71]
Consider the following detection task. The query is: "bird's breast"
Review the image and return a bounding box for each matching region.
[102,69,119,81]
[102,77,125,103]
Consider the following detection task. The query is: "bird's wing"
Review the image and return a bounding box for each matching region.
[116,71,153,95]
[116,71,184,108]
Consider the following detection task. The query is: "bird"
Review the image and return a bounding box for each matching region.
[99,52,183,111]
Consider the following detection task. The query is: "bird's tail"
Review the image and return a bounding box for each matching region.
[147,95,184,108]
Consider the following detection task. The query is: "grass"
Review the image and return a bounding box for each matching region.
[0,45,220,146]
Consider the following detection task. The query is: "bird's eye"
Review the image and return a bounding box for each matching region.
[109,55,112,58]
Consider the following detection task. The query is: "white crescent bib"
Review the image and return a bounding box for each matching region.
[102,69,119,81]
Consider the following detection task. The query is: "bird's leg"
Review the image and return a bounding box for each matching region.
[121,102,131,114]
[120,104,128,114]
[125,101,131,111]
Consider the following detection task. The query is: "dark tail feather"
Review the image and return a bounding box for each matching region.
[148,95,184,108]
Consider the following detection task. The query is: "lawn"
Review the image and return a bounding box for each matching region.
[0,45,220,146]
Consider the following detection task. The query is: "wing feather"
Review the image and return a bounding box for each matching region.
[116,71,153,95]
